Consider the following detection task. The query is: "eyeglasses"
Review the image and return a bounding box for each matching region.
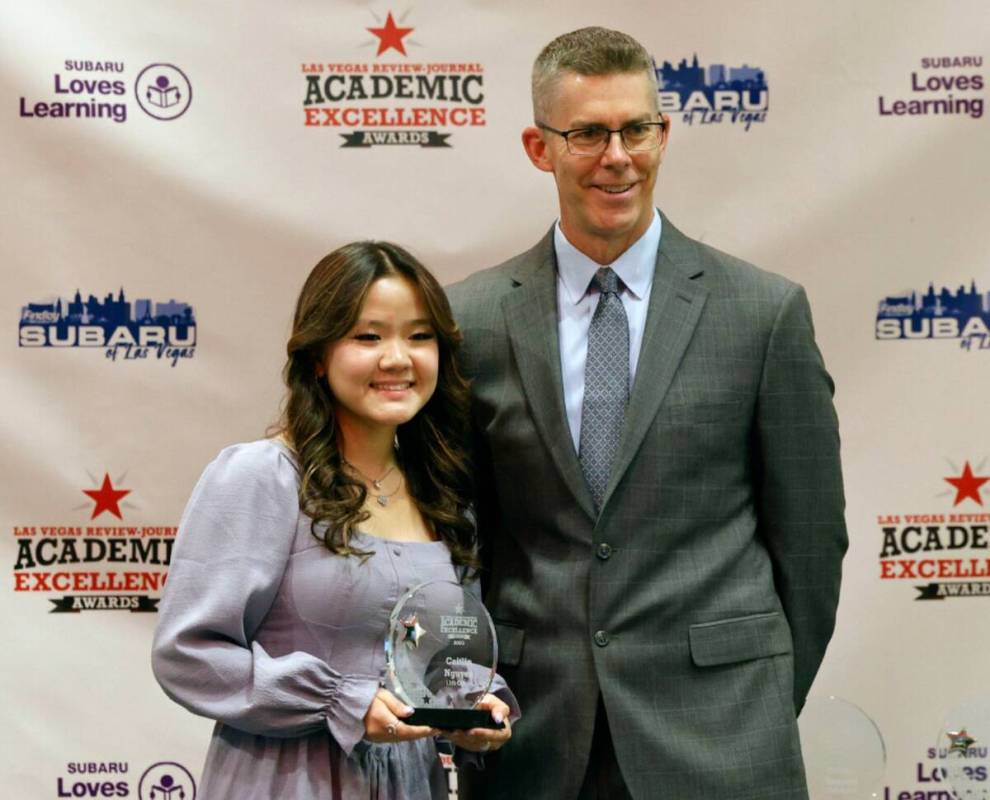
[536,121,666,156]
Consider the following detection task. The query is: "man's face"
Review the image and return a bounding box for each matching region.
[524,70,667,257]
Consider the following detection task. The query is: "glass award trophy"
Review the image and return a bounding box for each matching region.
[797,695,887,798]
[938,698,990,800]
[386,579,503,730]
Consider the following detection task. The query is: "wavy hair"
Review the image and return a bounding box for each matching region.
[274,241,477,568]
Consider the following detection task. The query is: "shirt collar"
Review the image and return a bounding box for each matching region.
[554,209,662,305]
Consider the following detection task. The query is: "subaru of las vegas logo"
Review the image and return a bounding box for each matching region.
[654,53,768,130]
[19,287,196,366]
[875,280,989,351]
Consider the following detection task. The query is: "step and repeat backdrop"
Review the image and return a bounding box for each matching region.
[3,0,988,797]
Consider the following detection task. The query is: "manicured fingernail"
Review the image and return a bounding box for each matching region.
[493,711,504,723]
[403,706,414,716]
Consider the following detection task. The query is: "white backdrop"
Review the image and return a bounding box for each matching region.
[3,1,989,797]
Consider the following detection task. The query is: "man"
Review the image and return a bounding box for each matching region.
[448,27,846,800]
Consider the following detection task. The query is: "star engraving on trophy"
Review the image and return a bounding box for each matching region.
[401,614,426,648]
[947,728,976,755]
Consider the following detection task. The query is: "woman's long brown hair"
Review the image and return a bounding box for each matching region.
[274,241,477,568]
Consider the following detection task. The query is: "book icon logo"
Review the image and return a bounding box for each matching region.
[135,63,192,120]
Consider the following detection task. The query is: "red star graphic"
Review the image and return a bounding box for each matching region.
[944,462,990,506]
[83,473,131,519]
[368,12,414,56]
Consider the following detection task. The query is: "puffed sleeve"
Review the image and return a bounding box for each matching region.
[151,441,380,754]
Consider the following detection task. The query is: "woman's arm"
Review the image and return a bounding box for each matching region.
[151,441,380,755]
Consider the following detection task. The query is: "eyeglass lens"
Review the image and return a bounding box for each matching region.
[568,124,660,155]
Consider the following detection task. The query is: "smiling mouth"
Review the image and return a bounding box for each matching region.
[371,381,413,391]
[594,183,635,194]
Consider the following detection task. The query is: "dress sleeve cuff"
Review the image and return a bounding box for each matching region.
[324,675,381,756]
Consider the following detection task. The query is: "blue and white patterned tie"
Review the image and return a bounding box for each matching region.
[579,267,630,512]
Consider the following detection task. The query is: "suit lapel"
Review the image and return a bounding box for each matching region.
[601,214,710,510]
[501,231,597,523]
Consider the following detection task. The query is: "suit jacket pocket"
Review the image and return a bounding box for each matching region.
[658,399,746,425]
[494,620,525,667]
[688,611,792,667]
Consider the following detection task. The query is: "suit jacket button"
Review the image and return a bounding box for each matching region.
[596,543,612,560]
[594,630,610,647]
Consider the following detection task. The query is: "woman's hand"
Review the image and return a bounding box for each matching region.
[363,688,437,743]
[443,694,513,753]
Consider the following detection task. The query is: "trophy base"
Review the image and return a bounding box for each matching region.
[406,707,505,730]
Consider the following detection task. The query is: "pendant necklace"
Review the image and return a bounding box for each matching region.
[345,461,402,507]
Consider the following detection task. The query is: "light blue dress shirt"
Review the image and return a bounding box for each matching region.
[554,209,662,453]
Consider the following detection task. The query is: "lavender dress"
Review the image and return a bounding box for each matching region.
[152,440,514,799]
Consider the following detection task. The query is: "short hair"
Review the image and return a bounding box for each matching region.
[532,27,658,120]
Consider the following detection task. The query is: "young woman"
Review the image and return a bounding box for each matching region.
[152,242,515,799]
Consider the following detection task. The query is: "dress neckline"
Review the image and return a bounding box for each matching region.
[352,529,447,548]
[267,439,448,549]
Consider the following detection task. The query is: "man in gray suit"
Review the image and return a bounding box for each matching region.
[448,27,846,800]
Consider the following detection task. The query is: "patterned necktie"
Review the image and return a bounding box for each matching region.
[579,267,630,512]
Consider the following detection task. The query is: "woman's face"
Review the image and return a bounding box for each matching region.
[320,275,439,437]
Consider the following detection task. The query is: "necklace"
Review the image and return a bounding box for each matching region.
[345,461,402,507]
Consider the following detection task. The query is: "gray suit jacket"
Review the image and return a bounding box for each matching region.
[447,213,847,800]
